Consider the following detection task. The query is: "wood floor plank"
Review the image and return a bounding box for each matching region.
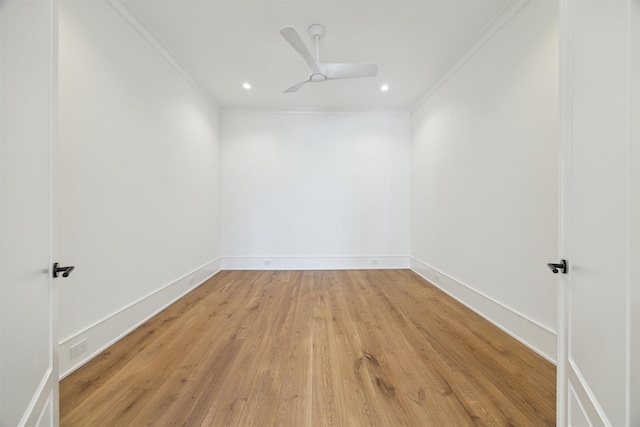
[377,270,555,425]
[58,281,211,418]
[60,270,555,426]
[59,287,223,426]
[274,271,314,426]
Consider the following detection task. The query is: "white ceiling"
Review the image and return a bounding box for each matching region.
[122,0,513,111]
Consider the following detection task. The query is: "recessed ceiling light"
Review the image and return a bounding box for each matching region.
[242,82,251,90]
[380,84,389,92]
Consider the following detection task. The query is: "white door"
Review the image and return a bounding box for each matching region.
[558,0,639,425]
[0,0,60,426]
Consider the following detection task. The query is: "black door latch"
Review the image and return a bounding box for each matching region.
[546,259,568,274]
[53,262,75,278]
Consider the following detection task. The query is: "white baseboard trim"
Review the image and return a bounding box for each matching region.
[58,258,222,379]
[221,256,410,270]
[410,257,556,363]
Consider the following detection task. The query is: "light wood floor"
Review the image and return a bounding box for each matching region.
[60,270,555,426]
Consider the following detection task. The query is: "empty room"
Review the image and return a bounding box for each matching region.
[1,0,638,426]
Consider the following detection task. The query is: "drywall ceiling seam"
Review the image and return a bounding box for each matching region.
[409,0,531,114]
[105,0,221,111]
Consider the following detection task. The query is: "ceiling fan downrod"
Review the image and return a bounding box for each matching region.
[308,24,325,63]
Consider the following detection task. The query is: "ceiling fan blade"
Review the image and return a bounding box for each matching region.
[321,63,378,79]
[279,27,320,73]
[284,80,310,93]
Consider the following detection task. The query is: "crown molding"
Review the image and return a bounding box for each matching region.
[106,0,220,111]
[410,0,531,113]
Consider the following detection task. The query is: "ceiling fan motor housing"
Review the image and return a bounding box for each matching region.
[308,24,325,39]
[310,73,327,82]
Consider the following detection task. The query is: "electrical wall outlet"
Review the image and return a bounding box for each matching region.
[264,260,271,266]
[371,259,379,266]
[70,339,87,359]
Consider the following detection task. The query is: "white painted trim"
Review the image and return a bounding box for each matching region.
[569,384,591,427]
[222,256,409,271]
[410,257,557,363]
[34,389,54,427]
[557,0,573,424]
[105,0,220,111]
[568,360,612,427]
[220,109,410,116]
[21,368,55,427]
[58,258,222,379]
[629,1,640,425]
[626,0,640,423]
[50,0,61,425]
[410,0,530,113]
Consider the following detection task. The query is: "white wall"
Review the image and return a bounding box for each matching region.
[410,0,559,361]
[57,0,221,377]
[220,112,410,269]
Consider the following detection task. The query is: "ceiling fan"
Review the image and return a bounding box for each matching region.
[279,24,378,93]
